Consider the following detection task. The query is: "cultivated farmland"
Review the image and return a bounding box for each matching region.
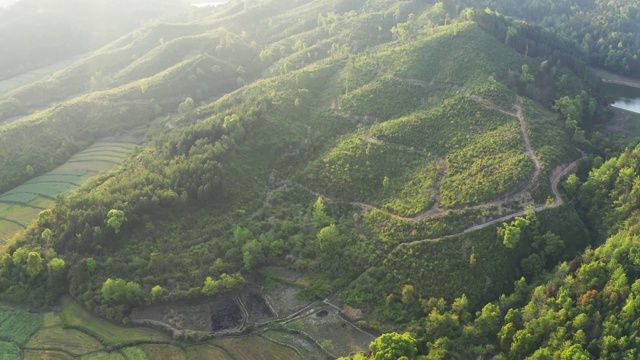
[213,336,302,360]
[26,327,104,356]
[0,141,135,249]
[60,297,171,347]
[0,305,42,344]
[284,307,375,358]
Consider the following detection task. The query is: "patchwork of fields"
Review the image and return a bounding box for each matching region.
[0,297,322,359]
[0,142,135,250]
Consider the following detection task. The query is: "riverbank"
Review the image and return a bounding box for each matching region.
[592,68,640,89]
[604,107,640,138]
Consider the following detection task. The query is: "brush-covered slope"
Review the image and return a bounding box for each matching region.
[0,0,604,337]
[367,145,640,359]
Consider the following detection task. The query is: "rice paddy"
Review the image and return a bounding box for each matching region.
[0,141,135,250]
[1,297,325,360]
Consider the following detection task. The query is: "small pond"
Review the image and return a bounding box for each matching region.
[604,82,640,115]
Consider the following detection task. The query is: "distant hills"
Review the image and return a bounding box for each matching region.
[0,0,637,358]
[0,0,190,80]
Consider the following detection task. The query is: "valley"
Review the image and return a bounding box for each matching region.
[0,0,639,359]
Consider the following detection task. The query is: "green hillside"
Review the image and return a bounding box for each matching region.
[0,0,635,358]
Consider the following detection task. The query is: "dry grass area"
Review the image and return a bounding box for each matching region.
[187,344,232,360]
[213,335,302,360]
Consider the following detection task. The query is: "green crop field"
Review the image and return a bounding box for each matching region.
[24,350,74,360]
[121,347,150,360]
[0,192,39,203]
[186,345,232,360]
[4,182,77,199]
[0,219,24,248]
[76,147,132,156]
[26,174,85,186]
[0,306,42,344]
[0,140,135,245]
[70,154,129,163]
[28,196,55,208]
[142,344,186,360]
[213,336,302,360]
[58,160,123,172]
[0,202,40,226]
[26,326,104,356]
[0,341,20,360]
[80,352,125,360]
[60,297,171,347]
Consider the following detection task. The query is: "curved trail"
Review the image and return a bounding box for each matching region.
[515,96,543,184]
[295,95,559,222]
[256,93,583,237]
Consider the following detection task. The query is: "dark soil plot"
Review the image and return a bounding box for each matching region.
[210,303,243,332]
[241,292,276,324]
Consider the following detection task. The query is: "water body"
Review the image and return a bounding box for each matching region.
[605,82,640,115]
[593,68,640,115]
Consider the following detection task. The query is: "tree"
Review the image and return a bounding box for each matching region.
[220,272,245,291]
[38,209,53,228]
[101,278,141,304]
[242,239,265,271]
[474,303,501,339]
[12,247,28,266]
[86,258,97,273]
[313,197,332,227]
[203,276,221,296]
[124,281,143,303]
[41,228,53,246]
[317,224,340,254]
[0,254,12,274]
[401,284,416,305]
[102,278,125,302]
[106,209,126,234]
[48,258,65,274]
[151,285,163,303]
[520,64,535,84]
[499,224,521,249]
[370,332,418,360]
[383,176,390,191]
[178,97,195,114]
[560,344,590,360]
[26,252,44,278]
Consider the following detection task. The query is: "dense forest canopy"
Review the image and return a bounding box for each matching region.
[0,0,638,358]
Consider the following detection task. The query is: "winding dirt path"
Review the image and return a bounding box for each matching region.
[515,96,542,184]
[256,95,579,228]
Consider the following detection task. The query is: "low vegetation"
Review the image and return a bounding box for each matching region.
[0,0,635,358]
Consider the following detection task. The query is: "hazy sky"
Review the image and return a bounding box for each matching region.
[0,0,19,7]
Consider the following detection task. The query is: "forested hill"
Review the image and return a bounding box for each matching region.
[0,0,635,358]
[362,146,640,359]
[457,0,640,76]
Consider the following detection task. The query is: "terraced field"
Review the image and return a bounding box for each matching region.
[213,336,302,360]
[1,298,305,360]
[284,307,375,358]
[0,142,135,250]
